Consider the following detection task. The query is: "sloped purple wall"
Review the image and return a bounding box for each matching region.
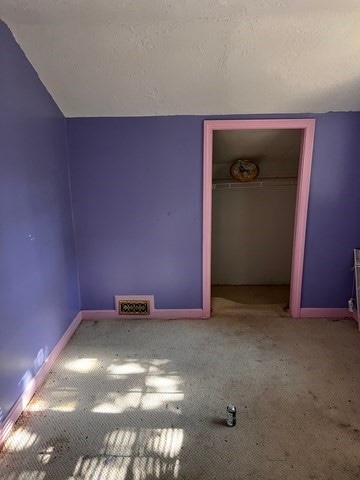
[0,21,80,422]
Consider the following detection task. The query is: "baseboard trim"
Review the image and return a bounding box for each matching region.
[81,308,206,320]
[0,311,82,448]
[299,308,352,318]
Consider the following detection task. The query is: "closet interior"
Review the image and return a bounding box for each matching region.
[211,128,302,308]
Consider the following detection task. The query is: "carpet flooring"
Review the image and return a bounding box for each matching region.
[211,285,290,306]
[1,298,360,480]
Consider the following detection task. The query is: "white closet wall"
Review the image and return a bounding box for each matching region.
[212,186,297,284]
[212,129,301,285]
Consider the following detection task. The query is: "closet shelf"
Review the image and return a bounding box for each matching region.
[212,177,297,189]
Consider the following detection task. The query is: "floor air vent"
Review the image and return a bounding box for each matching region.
[118,300,150,315]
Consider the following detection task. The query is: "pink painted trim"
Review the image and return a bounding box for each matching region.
[299,308,351,318]
[204,119,315,131]
[0,311,82,448]
[203,119,316,319]
[289,120,316,317]
[81,309,204,320]
[81,310,120,319]
[151,309,204,319]
[202,122,213,318]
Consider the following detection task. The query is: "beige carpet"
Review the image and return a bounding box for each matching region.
[211,285,290,306]
[1,300,360,480]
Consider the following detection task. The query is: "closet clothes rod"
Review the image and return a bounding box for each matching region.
[212,178,298,190]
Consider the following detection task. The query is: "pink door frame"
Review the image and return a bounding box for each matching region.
[202,119,316,318]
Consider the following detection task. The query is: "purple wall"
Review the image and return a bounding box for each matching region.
[0,22,79,422]
[67,112,360,311]
[302,112,360,307]
[67,117,203,310]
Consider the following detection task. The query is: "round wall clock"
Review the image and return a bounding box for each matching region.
[230,159,259,182]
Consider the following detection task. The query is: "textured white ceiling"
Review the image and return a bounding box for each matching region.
[1,0,360,117]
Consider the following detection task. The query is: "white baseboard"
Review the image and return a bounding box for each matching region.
[0,312,82,448]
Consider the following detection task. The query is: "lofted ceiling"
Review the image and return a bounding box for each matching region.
[1,0,360,117]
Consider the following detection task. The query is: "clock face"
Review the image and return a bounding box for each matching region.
[230,159,259,182]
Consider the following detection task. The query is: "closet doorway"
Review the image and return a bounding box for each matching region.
[202,119,316,318]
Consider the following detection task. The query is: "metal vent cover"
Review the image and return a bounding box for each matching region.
[118,300,150,315]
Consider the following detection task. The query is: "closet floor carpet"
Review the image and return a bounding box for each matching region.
[211,284,290,306]
[1,300,360,480]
